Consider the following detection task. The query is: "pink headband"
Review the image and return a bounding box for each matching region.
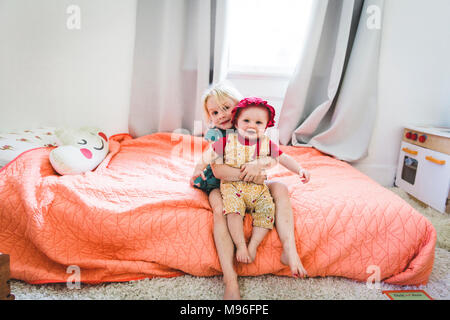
[231,97,276,128]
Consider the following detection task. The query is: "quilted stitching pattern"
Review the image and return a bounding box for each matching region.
[0,133,436,285]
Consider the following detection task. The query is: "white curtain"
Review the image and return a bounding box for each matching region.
[211,0,229,84]
[278,0,384,162]
[129,0,227,137]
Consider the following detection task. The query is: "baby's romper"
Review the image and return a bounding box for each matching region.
[217,133,276,229]
[193,127,227,194]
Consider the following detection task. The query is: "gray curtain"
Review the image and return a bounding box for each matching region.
[278,0,385,162]
[128,0,227,137]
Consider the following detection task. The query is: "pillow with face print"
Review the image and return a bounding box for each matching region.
[49,127,109,175]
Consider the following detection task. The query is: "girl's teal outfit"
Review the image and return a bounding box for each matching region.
[193,127,227,194]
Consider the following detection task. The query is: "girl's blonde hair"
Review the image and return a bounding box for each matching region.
[201,81,243,124]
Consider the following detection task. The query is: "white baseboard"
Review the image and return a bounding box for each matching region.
[350,163,398,187]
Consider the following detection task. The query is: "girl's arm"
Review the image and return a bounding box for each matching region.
[245,156,277,169]
[211,156,276,184]
[210,164,240,182]
[211,163,267,185]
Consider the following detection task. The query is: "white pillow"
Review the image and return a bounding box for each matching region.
[49,127,109,175]
[0,127,58,168]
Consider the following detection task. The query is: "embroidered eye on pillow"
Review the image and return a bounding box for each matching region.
[49,127,109,175]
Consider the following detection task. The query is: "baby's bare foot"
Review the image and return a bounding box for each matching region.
[281,246,308,278]
[247,242,258,262]
[236,244,252,264]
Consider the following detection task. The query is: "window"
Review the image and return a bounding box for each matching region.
[226,0,314,76]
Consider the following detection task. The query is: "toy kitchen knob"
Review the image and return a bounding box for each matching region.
[406,132,412,139]
[419,135,427,143]
[411,133,418,141]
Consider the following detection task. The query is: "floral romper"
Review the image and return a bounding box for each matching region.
[212,132,282,229]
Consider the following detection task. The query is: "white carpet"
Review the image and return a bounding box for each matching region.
[10,188,450,300]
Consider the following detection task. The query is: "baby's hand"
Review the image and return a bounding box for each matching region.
[298,168,310,184]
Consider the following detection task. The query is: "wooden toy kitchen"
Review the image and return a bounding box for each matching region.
[395,125,450,214]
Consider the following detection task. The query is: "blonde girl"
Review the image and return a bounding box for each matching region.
[190,82,307,300]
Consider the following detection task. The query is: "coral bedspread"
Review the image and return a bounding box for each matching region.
[0,133,436,285]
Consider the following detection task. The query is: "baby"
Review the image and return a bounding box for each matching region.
[202,97,310,263]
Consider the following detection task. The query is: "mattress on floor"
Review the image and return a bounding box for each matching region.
[0,132,436,285]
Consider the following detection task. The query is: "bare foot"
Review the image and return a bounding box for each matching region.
[236,244,252,263]
[281,246,308,278]
[247,241,258,262]
[223,279,241,300]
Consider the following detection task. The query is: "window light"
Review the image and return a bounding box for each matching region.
[226,0,314,76]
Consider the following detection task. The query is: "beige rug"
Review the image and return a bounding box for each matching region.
[10,188,450,300]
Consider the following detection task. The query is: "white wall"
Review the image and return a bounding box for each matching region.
[230,0,450,187]
[0,0,137,137]
[0,0,448,183]
[352,0,450,186]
